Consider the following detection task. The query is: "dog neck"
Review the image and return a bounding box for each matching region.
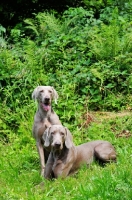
[38,104,53,119]
[53,145,69,160]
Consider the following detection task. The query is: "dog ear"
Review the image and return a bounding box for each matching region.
[32,86,40,100]
[43,127,51,147]
[51,87,58,104]
[64,127,73,149]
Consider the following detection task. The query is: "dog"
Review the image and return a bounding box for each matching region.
[32,86,61,176]
[42,125,116,179]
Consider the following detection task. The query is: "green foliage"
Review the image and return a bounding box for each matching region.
[0,6,132,132]
[0,25,6,48]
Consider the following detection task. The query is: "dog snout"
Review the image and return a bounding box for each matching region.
[52,141,61,149]
[45,97,50,103]
[55,141,61,146]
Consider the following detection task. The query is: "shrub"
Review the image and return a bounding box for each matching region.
[0,7,132,132]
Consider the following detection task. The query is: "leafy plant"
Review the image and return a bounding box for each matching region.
[0,25,6,47]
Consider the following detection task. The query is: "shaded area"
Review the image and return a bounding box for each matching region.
[0,0,83,29]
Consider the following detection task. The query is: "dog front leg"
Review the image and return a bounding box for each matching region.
[36,140,45,176]
[53,162,72,178]
[44,153,54,179]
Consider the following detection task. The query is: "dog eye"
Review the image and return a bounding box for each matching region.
[51,132,54,135]
[48,90,52,93]
[60,132,64,136]
[40,90,44,93]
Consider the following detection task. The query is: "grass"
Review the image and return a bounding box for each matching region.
[0,111,132,200]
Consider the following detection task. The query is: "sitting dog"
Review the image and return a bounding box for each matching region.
[32,86,61,176]
[42,125,116,179]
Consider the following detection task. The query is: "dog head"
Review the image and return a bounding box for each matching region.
[32,86,58,111]
[42,125,73,150]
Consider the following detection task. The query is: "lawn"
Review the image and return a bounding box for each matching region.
[0,111,132,200]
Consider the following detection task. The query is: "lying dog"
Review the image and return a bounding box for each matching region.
[32,86,61,176]
[42,125,116,179]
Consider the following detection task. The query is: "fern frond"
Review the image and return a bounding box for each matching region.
[24,19,39,36]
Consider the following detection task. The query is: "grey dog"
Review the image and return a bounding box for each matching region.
[32,86,61,176]
[42,125,116,179]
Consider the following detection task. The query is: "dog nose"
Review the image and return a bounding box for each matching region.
[45,97,50,102]
[54,142,61,147]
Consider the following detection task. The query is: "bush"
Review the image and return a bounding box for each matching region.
[0,7,132,132]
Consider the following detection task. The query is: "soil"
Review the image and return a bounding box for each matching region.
[80,110,132,138]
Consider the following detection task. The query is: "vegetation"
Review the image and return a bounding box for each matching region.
[0,112,132,199]
[0,1,132,199]
[1,0,129,29]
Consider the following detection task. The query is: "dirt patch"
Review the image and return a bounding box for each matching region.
[79,110,132,138]
[116,130,131,138]
[79,110,131,127]
[93,111,132,120]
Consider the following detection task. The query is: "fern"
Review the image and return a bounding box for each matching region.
[36,12,62,34]
[24,19,39,36]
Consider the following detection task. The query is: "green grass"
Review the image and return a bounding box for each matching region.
[0,112,132,200]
